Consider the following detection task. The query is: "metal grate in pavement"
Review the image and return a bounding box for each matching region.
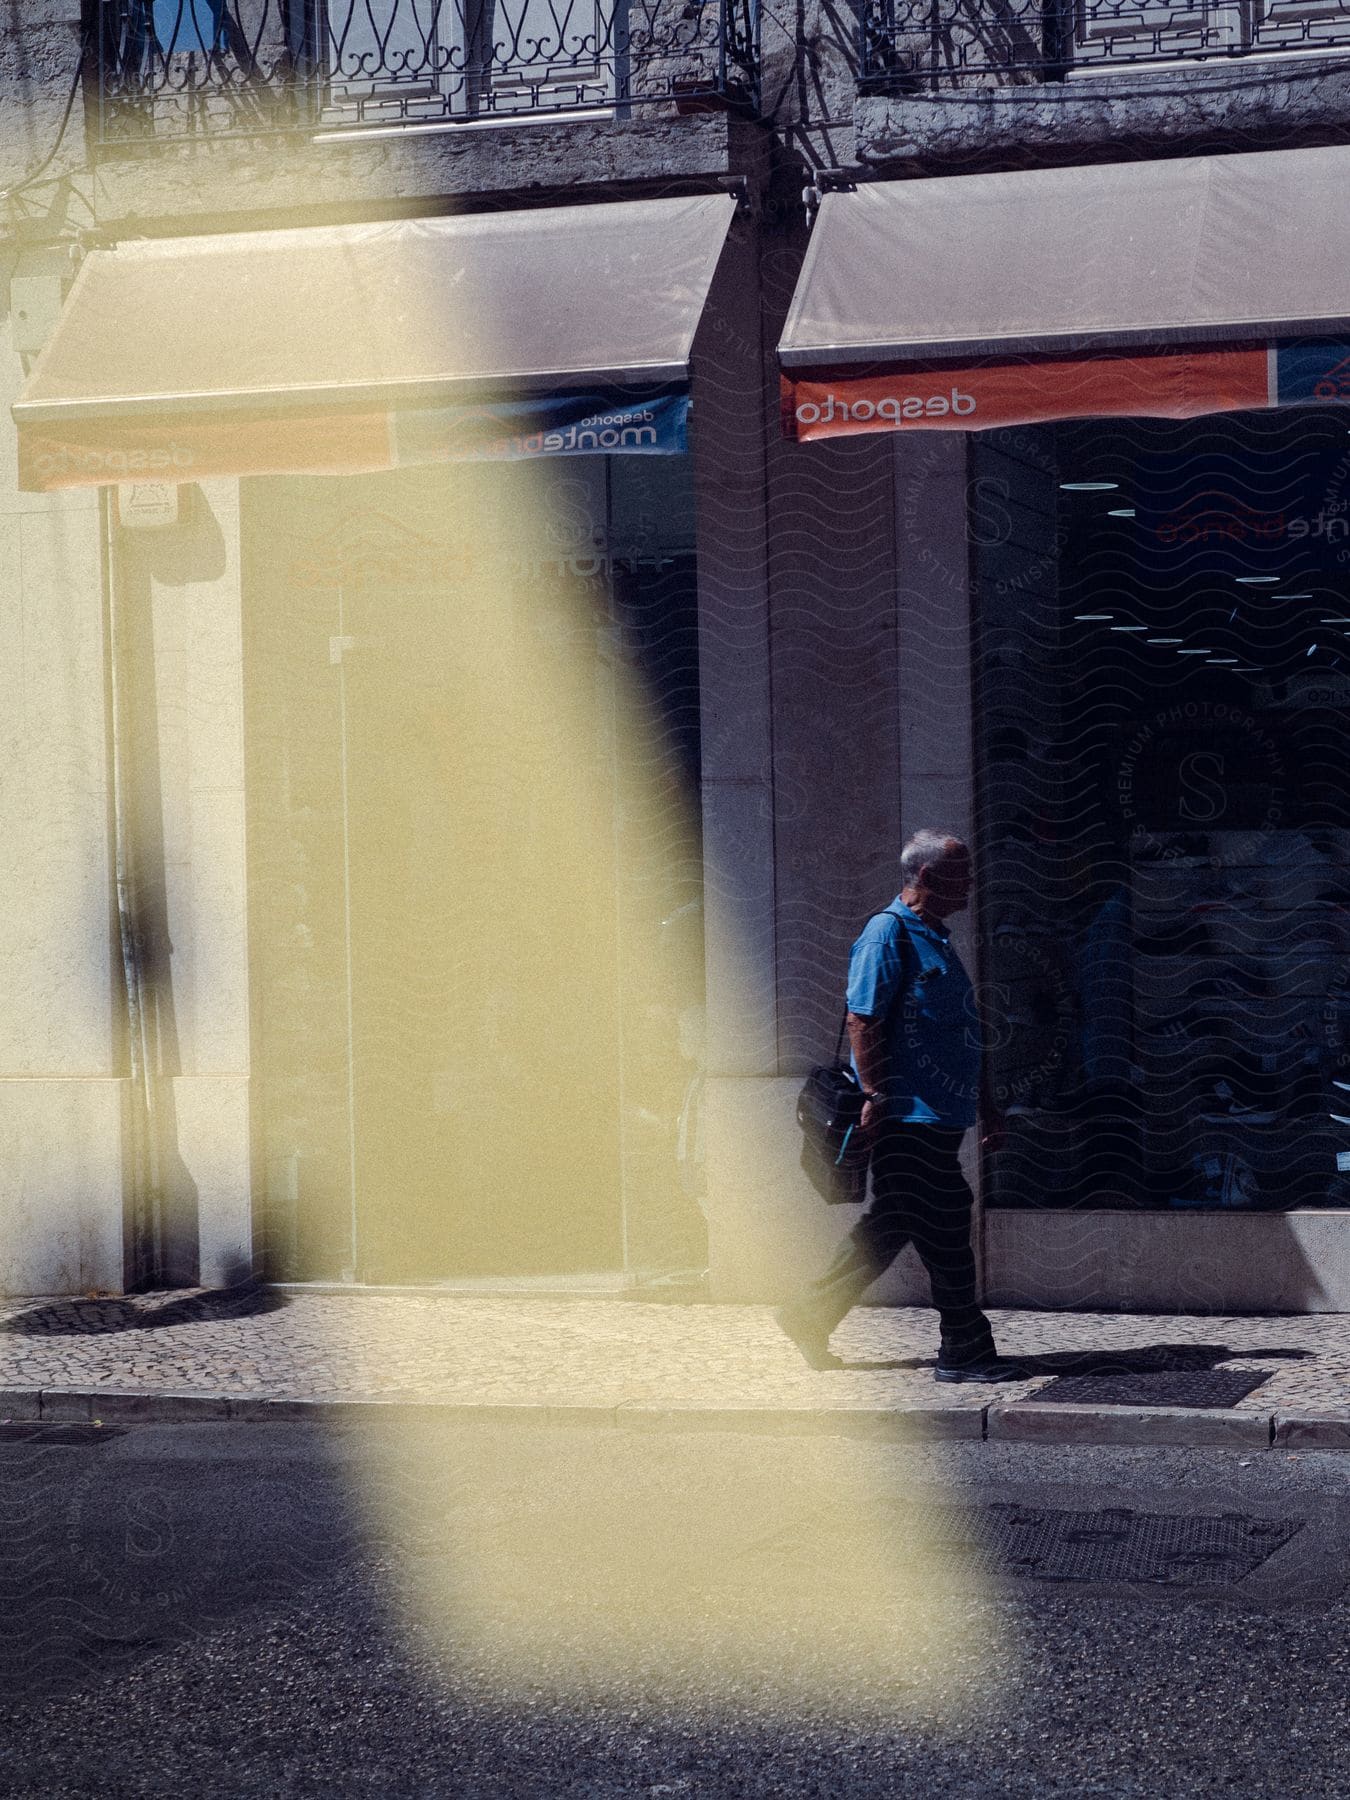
[1026,1369,1271,1410]
[976,1503,1301,1585]
[0,1423,125,1446]
[746,1503,1303,1588]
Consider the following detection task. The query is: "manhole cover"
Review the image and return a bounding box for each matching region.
[745,1503,1302,1588]
[1027,1369,1271,1409]
[981,1503,1301,1584]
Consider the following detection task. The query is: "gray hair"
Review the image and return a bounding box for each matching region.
[900,829,967,885]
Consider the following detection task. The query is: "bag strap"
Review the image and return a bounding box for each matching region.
[832,907,913,1063]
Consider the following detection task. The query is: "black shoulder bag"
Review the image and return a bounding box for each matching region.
[796,908,909,1204]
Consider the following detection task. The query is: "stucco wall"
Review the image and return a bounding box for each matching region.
[0,245,123,1296]
[5,6,1350,1299]
[857,57,1350,175]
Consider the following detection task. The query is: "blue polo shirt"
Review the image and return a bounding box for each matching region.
[846,899,982,1129]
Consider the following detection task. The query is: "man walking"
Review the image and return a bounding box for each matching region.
[776,829,1021,1380]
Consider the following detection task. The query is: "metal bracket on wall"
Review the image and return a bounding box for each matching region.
[802,165,861,224]
[716,174,758,220]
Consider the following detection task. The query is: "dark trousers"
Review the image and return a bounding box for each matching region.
[799,1123,994,1359]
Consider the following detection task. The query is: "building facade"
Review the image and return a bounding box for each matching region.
[3,0,1350,1306]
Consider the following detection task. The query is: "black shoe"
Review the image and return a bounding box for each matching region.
[774,1303,843,1370]
[933,1356,1027,1384]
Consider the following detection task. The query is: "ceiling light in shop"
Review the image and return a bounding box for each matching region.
[1208,657,1239,664]
[1308,644,1318,655]
[1234,576,1280,585]
[1320,617,1350,623]
[1177,649,1212,655]
[1277,593,1313,600]
[1147,637,1183,644]
[1107,508,1136,518]
[1059,481,1119,491]
[1109,625,1148,632]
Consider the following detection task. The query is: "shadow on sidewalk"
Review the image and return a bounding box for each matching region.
[835,1342,1317,1375]
[1,1275,289,1337]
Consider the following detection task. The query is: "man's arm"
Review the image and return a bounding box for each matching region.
[845,914,910,1131]
[846,1012,887,1096]
[847,1012,887,1132]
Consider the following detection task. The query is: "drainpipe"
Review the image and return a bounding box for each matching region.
[100,486,163,1289]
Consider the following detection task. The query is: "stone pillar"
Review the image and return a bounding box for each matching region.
[893,434,976,920]
[694,220,777,1088]
[700,216,946,1300]
[892,433,983,1260]
[692,217,784,1298]
[702,424,978,1304]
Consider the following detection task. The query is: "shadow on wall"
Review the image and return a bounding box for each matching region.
[113,486,231,1288]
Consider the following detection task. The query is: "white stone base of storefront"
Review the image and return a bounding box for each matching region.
[0,1078,125,1297]
[984,1208,1350,1316]
[703,1076,1350,1313]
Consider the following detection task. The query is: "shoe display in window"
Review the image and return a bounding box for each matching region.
[1198,1080,1278,1125]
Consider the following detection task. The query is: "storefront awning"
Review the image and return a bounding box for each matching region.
[14,193,737,491]
[779,147,1350,441]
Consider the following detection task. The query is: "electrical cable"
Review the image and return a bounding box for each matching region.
[11,178,101,230]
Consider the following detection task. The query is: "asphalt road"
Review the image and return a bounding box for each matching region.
[2,1419,1349,1798]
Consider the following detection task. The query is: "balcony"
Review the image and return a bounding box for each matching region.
[859,0,1350,88]
[89,0,759,146]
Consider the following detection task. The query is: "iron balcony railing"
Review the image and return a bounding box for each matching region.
[91,0,759,143]
[859,0,1350,88]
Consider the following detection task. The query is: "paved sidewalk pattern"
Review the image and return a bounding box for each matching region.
[1,1290,1349,1443]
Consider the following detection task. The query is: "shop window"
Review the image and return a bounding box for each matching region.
[973,411,1350,1213]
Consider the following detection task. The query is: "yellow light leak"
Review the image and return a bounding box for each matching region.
[334,1411,999,1727]
[279,442,1007,1722]
[23,139,1009,1723]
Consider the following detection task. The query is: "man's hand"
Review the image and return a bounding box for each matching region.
[859,1096,882,1136]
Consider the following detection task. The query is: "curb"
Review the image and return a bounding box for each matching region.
[986,1403,1272,1448]
[15,1390,986,1437]
[6,1389,1350,1447]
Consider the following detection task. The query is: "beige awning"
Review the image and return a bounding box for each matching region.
[780,146,1350,368]
[19,193,736,423]
[13,193,736,490]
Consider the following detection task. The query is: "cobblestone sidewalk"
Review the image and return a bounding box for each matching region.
[2,1288,1350,1444]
